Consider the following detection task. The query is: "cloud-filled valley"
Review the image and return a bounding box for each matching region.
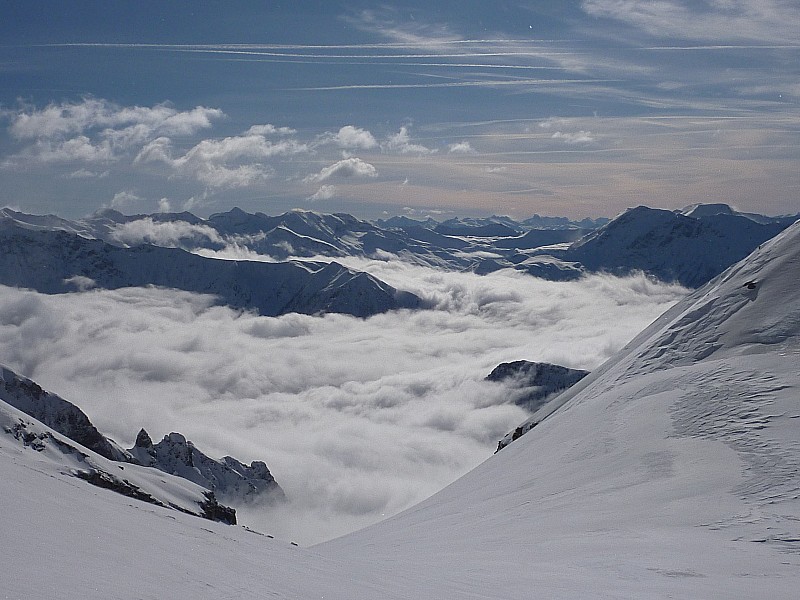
[0,260,685,543]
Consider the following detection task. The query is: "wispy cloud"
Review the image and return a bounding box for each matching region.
[308,185,337,201]
[383,126,436,155]
[581,0,800,44]
[551,130,595,144]
[304,157,378,183]
[448,141,477,154]
[344,8,463,50]
[136,131,308,188]
[109,218,224,247]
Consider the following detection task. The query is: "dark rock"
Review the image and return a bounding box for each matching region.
[487,361,589,413]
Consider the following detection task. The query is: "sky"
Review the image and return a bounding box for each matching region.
[1,0,798,220]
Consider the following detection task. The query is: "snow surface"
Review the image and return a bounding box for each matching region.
[1,220,799,598]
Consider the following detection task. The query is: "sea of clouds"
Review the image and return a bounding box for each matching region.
[0,261,686,544]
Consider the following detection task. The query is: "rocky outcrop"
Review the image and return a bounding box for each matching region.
[490,361,590,453]
[487,360,589,413]
[129,429,285,505]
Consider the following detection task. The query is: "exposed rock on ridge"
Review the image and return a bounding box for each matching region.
[129,429,284,504]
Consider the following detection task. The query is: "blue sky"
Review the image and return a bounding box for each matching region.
[1,1,798,219]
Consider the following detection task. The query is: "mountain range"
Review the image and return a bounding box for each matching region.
[0,216,421,318]
[2,204,794,297]
[1,212,797,597]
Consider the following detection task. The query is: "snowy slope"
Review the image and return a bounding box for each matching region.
[317,219,800,597]
[0,396,237,525]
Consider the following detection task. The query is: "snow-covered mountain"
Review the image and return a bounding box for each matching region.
[557,205,789,287]
[0,218,420,317]
[3,204,792,288]
[1,373,238,525]
[433,218,520,237]
[1,217,798,597]
[1,363,283,512]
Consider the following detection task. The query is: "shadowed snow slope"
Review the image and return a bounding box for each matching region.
[0,219,420,317]
[2,222,799,599]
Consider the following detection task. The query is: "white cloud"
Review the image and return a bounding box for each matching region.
[8,98,222,141]
[65,168,109,179]
[346,8,462,50]
[180,135,306,164]
[581,0,800,44]
[134,136,173,164]
[246,124,297,136]
[539,118,568,129]
[157,198,172,213]
[62,276,97,292]
[0,265,685,544]
[448,141,476,154]
[109,217,224,247]
[333,126,378,149]
[4,98,224,168]
[308,185,337,201]
[136,132,308,188]
[109,190,143,210]
[305,157,378,183]
[551,130,595,144]
[22,136,115,164]
[383,126,436,155]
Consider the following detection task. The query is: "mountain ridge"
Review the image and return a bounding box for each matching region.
[0,218,421,318]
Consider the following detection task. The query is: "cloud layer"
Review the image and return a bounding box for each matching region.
[0,263,685,544]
